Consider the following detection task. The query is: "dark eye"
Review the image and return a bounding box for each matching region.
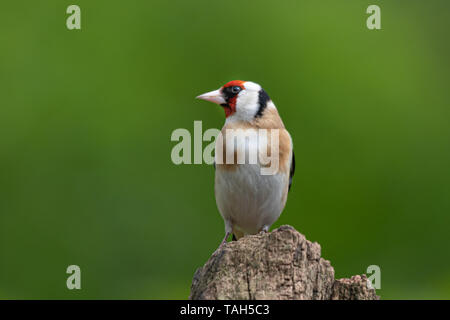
[231,86,241,94]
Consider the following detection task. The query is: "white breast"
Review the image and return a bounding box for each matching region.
[215,165,288,235]
[214,128,290,236]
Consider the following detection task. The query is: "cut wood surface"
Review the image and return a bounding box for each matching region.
[190,225,378,300]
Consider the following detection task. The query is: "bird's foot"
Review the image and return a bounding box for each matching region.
[259,226,269,235]
[217,232,231,249]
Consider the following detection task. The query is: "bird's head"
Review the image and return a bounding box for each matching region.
[196,80,271,122]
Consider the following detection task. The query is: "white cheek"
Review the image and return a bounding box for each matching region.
[234,91,259,121]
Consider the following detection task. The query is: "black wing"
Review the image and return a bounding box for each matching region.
[288,150,295,191]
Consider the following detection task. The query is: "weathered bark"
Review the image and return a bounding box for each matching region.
[190,225,378,300]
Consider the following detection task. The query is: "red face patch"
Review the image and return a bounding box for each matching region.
[222,80,246,89]
[221,80,246,118]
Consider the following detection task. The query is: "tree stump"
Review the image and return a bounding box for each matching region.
[190,225,378,300]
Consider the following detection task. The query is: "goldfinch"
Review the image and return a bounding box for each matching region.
[196,80,295,244]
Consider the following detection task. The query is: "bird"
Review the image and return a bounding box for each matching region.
[196,80,295,245]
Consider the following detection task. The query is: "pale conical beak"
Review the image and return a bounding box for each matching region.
[196,89,226,105]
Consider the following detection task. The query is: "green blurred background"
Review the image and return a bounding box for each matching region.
[1,0,449,299]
